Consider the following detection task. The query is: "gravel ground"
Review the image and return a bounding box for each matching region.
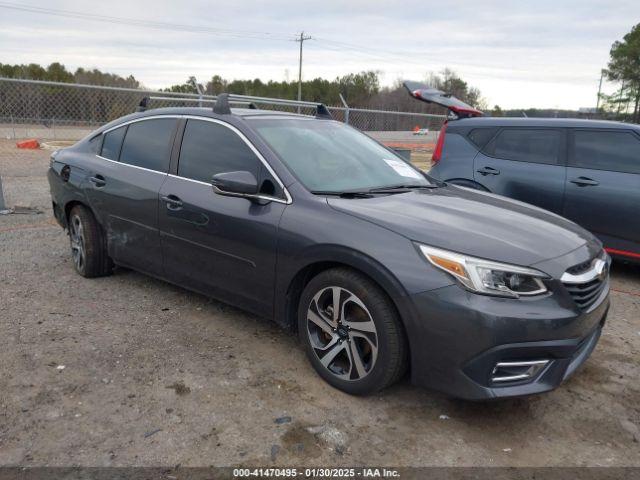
[0,139,639,467]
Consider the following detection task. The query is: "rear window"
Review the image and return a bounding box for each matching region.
[468,128,498,148]
[119,118,177,172]
[488,128,561,165]
[571,130,640,174]
[100,126,126,160]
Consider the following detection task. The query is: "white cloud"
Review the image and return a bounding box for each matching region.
[0,0,636,108]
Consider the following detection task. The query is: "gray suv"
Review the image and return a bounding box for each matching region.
[48,94,610,400]
[404,81,640,263]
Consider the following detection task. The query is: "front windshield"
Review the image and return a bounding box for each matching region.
[249,118,432,193]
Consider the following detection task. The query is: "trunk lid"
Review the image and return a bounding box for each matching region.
[403,80,484,119]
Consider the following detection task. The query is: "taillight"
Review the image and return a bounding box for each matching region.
[432,121,447,166]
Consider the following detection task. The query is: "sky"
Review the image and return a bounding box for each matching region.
[0,0,638,109]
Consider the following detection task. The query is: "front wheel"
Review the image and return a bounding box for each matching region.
[298,268,408,395]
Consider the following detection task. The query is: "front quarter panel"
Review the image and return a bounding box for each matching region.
[274,183,455,329]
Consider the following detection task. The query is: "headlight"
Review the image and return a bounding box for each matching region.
[418,244,548,298]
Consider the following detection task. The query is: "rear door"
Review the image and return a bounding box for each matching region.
[473,128,566,214]
[159,118,288,316]
[563,129,640,256]
[86,117,178,276]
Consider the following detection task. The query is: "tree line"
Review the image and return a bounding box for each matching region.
[0,62,141,89]
[2,20,639,122]
[163,69,485,114]
[0,61,484,116]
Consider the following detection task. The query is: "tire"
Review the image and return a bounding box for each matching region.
[298,267,407,395]
[67,205,113,278]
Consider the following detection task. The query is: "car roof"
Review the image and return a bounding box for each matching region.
[452,116,640,131]
[92,106,314,136]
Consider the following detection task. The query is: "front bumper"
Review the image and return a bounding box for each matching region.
[404,279,609,400]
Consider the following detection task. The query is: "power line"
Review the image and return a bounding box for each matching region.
[0,2,296,41]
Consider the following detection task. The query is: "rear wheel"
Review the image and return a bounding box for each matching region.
[298,268,407,395]
[68,205,113,278]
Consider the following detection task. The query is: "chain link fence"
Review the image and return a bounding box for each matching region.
[0,77,445,141]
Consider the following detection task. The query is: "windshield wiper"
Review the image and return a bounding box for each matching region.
[368,184,439,193]
[312,184,438,198]
[311,190,373,198]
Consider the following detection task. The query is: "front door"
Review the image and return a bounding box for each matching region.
[159,118,288,316]
[473,128,566,214]
[563,129,640,257]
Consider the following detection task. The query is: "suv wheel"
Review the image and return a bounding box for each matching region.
[68,205,113,278]
[298,268,407,395]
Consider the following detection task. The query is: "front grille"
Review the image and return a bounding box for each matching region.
[563,277,607,310]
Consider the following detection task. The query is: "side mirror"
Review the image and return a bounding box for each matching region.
[211,170,259,197]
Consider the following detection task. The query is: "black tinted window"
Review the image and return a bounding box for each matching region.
[491,129,561,165]
[100,126,126,160]
[468,128,497,148]
[572,130,640,174]
[119,118,177,172]
[178,120,261,183]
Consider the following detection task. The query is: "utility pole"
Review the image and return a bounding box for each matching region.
[596,69,605,113]
[295,31,312,112]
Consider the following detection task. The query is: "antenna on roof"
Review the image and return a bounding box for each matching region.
[213,93,231,115]
[137,97,149,112]
[315,104,333,120]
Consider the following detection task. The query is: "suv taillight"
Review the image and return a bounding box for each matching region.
[431,121,447,166]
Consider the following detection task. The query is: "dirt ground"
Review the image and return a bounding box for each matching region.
[0,139,639,467]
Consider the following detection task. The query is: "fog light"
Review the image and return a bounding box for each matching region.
[491,360,549,383]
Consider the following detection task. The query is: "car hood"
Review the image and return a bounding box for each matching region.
[327,185,600,267]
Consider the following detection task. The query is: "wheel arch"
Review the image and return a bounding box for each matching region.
[63,199,91,228]
[276,247,413,343]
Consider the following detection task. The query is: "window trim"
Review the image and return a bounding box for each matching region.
[568,128,640,175]
[96,114,291,204]
[483,127,566,166]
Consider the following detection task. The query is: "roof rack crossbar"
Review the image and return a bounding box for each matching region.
[136,93,334,119]
[225,94,333,119]
[147,96,253,105]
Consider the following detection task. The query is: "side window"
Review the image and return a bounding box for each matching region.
[89,134,102,154]
[119,118,177,172]
[571,130,640,174]
[178,119,262,183]
[100,126,126,160]
[489,128,561,165]
[468,128,498,149]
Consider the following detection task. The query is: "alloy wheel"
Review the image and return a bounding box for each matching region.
[69,214,86,272]
[306,286,378,381]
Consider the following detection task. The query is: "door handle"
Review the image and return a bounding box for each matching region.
[570,177,599,187]
[89,174,106,187]
[161,194,183,210]
[476,166,500,176]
